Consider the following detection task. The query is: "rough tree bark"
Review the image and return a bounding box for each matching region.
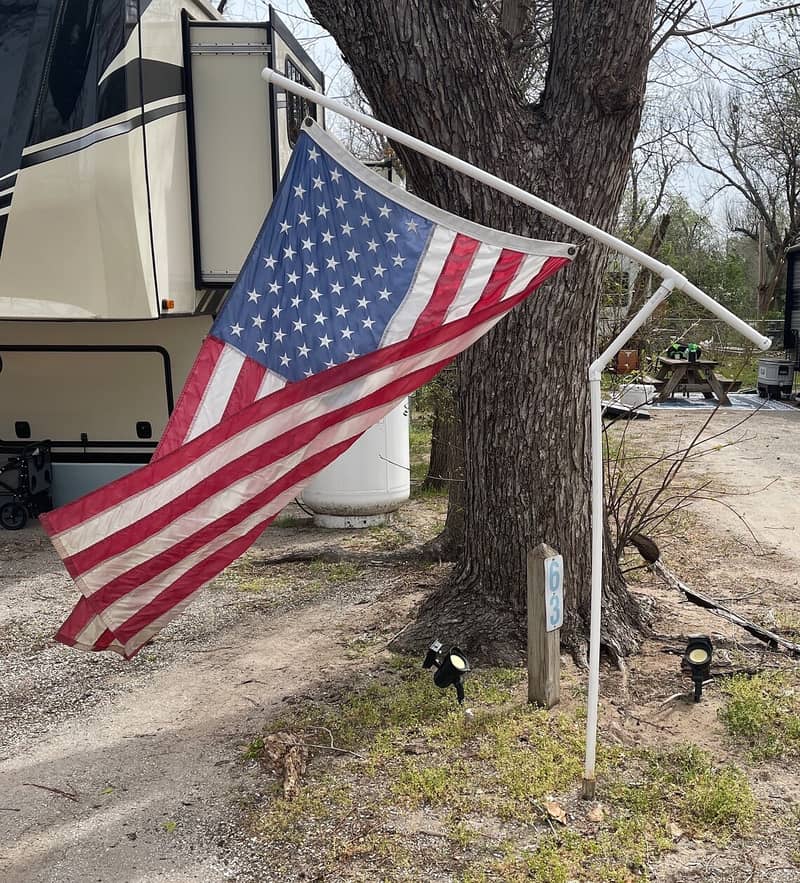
[306,0,655,662]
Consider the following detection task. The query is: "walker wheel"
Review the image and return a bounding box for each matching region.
[0,502,27,530]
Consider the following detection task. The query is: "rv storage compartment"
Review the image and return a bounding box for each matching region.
[757,358,794,399]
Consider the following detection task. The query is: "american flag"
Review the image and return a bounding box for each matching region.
[40,120,573,658]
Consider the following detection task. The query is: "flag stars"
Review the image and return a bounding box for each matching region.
[340,326,354,340]
[366,238,379,253]
[392,253,406,267]
[334,304,349,317]
[330,281,344,296]
[304,368,314,377]
[406,219,420,233]
[352,272,366,287]
[341,222,353,236]
[378,287,392,301]
[297,211,310,226]
[279,353,291,367]
[312,174,324,190]
[301,237,314,251]
[373,264,386,277]
[317,203,330,218]
[353,185,365,201]
[290,294,302,308]
[305,262,318,277]
[314,311,327,325]
[230,322,243,337]
[272,305,283,318]
[286,271,300,285]
[252,314,265,328]
[321,230,334,245]
[319,334,332,348]
[293,317,307,333]
[279,220,292,234]
[385,229,399,243]
[326,256,339,271]
[283,244,296,260]
[297,342,310,357]
[346,247,360,262]
[357,296,369,309]
[293,183,306,198]
[378,203,391,218]
[360,213,371,227]
[309,287,323,301]
[263,255,276,269]
[247,289,261,302]
[346,349,358,360]
[308,146,320,161]
[330,168,342,183]
[335,195,348,210]
[362,316,375,330]
[256,339,268,353]
[268,280,282,295]
[273,328,286,343]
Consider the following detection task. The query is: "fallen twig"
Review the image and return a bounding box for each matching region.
[22,783,78,802]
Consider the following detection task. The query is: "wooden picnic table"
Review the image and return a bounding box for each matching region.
[652,356,735,405]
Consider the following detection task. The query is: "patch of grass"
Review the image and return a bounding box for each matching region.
[245,657,758,882]
[308,560,363,583]
[719,672,800,759]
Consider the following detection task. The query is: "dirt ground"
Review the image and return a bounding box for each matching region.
[1,408,800,882]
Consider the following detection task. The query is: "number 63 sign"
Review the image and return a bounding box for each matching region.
[544,554,563,632]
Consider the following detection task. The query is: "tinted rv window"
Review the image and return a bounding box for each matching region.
[285,58,316,146]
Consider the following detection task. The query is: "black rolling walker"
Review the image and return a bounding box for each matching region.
[0,442,53,530]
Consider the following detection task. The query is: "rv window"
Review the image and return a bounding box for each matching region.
[285,59,316,146]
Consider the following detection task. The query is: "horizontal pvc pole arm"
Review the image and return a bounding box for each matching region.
[263,69,770,352]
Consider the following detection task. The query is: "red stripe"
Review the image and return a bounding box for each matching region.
[41,260,568,540]
[152,336,226,462]
[221,357,266,421]
[468,249,526,313]
[411,234,481,336]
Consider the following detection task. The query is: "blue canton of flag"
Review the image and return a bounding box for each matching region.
[215,130,433,382]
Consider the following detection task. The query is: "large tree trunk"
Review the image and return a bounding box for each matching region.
[307,0,655,662]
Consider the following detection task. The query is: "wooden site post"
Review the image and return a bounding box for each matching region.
[527,543,563,708]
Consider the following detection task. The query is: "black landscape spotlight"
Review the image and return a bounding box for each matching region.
[423,639,470,705]
[684,635,713,702]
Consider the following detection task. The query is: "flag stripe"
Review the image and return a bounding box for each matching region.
[469,249,528,313]
[221,354,267,420]
[442,242,502,324]
[185,345,246,443]
[501,252,551,302]
[42,264,565,543]
[411,234,481,336]
[380,226,458,346]
[153,336,225,461]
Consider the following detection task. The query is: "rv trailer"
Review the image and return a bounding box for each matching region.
[0,1,323,508]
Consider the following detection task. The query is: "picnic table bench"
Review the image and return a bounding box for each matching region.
[652,356,740,405]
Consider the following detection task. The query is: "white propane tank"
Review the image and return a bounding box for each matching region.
[300,400,410,528]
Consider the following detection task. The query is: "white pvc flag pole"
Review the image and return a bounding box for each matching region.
[262,68,772,795]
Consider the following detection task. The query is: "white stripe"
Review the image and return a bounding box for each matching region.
[54,316,504,559]
[380,226,457,346]
[70,312,510,650]
[184,345,245,443]
[443,243,502,324]
[500,253,549,301]
[256,369,287,400]
[0,187,14,199]
[0,207,10,218]
[0,169,18,184]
